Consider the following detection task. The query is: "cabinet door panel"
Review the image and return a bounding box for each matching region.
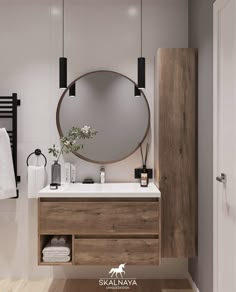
[74,238,160,265]
[156,48,197,257]
[39,201,159,235]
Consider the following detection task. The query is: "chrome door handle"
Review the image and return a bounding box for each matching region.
[216,173,226,183]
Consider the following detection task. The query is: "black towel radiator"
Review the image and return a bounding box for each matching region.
[0,93,21,198]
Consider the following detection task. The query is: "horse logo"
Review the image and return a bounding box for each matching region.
[109,263,126,278]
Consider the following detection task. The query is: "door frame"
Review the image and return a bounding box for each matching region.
[213,1,233,292]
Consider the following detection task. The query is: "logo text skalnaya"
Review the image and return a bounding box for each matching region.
[98,263,138,289]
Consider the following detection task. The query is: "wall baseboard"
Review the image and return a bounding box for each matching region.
[187,272,200,292]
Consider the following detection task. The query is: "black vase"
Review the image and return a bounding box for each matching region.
[51,161,61,186]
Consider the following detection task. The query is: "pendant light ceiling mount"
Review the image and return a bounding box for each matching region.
[59,0,67,89]
[137,0,145,90]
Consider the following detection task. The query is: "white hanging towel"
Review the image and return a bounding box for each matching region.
[28,165,46,198]
[0,128,17,199]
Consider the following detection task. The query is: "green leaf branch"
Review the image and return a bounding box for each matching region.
[48,126,97,162]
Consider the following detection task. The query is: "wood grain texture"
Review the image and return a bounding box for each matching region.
[156,48,197,257]
[74,239,159,265]
[39,200,159,235]
[38,198,160,266]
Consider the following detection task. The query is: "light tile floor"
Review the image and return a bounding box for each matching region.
[0,278,53,292]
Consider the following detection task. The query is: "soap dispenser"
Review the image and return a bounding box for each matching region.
[100,166,105,184]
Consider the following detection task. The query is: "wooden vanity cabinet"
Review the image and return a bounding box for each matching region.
[38,197,160,266]
[155,48,197,258]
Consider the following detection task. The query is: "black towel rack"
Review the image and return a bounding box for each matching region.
[0,93,21,199]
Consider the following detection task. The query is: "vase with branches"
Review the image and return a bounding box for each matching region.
[48,126,97,186]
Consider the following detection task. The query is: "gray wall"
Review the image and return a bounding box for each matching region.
[188,0,215,292]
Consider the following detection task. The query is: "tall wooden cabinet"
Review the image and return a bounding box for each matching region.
[155,48,197,258]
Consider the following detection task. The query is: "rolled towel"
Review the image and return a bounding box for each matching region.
[43,255,71,263]
[51,236,60,245]
[50,235,68,246]
[0,128,17,199]
[58,236,67,245]
[28,165,46,198]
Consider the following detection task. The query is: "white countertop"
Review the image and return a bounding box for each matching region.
[37,182,161,198]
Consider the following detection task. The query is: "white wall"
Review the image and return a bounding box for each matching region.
[188,0,214,292]
[0,0,188,279]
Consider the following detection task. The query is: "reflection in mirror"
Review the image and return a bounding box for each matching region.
[57,71,150,164]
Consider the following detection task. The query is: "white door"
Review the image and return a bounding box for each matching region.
[214,0,236,292]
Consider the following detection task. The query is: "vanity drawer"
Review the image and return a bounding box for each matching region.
[74,238,160,265]
[39,200,159,235]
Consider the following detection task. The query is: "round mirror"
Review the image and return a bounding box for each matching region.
[56,71,150,164]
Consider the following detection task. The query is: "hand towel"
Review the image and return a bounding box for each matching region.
[0,128,17,199]
[28,165,46,198]
[43,255,71,263]
[43,250,70,256]
[42,244,70,256]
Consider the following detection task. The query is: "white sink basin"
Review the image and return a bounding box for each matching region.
[37,182,160,198]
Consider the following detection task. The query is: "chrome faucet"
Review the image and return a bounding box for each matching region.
[100,166,105,184]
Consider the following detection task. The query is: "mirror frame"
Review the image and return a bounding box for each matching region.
[56,70,151,164]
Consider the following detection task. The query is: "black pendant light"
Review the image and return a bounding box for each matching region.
[137,0,145,89]
[59,0,67,89]
[69,83,76,97]
[134,85,141,97]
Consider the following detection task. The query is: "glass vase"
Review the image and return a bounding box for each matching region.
[51,160,61,186]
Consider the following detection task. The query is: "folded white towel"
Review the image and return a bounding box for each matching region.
[43,251,70,256]
[27,165,46,198]
[43,249,70,256]
[42,243,70,255]
[43,255,71,263]
[0,128,17,199]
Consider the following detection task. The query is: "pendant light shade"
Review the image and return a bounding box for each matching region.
[138,57,145,89]
[69,83,76,97]
[59,0,67,89]
[134,85,141,97]
[59,57,67,89]
[137,0,145,89]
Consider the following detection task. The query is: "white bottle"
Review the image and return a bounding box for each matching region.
[65,163,71,184]
[100,166,105,184]
[71,164,76,183]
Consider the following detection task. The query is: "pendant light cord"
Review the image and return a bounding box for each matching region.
[141,0,143,57]
[62,0,65,57]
